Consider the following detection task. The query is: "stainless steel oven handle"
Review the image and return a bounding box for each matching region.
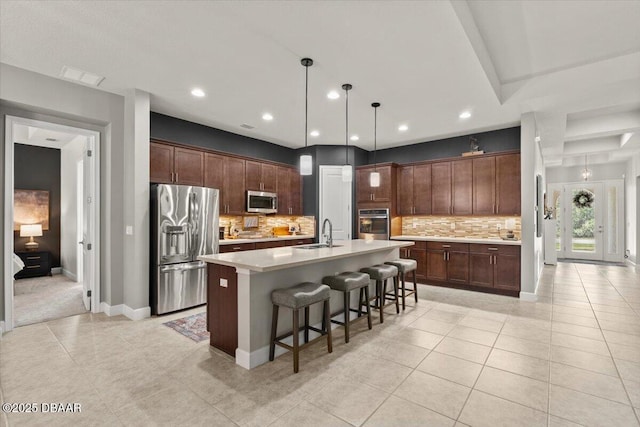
[359,215,389,219]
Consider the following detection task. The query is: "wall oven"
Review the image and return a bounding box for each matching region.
[247,190,277,214]
[358,208,390,240]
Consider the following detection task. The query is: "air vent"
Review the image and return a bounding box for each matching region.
[60,66,105,87]
[45,138,58,142]
[240,124,255,129]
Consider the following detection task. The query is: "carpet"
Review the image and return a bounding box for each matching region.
[13,275,88,327]
[163,312,209,342]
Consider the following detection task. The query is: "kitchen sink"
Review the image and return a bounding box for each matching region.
[294,243,342,249]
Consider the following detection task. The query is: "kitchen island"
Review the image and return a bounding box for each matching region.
[199,239,412,369]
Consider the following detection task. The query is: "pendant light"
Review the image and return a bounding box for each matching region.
[581,154,591,181]
[341,83,353,182]
[299,58,313,175]
[370,102,381,187]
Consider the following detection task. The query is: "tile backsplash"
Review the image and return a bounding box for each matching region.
[400,216,521,239]
[220,215,316,237]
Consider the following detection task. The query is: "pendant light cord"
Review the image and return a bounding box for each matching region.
[373,105,377,171]
[345,87,349,166]
[304,64,308,148]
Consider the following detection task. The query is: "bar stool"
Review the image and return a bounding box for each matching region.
[269,282,332,373]
[385,259,419,310]
[360,264,399,323]
[322,272,372,343]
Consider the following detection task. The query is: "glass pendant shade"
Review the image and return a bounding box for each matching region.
[370,171,380,187]
[581,168,592,181]
[299,154,313,175]
[341,165,352,182]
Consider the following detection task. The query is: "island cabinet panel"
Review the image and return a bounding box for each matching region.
[208,264,238,356]
[255,241,286,249]
[496,153,521,215]
[431,162,452,215]
[219,242,256,253]
[472,156,496,215]
[285,238,314,246]
[452,159,473,215]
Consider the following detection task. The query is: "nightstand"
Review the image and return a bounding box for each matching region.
[14,251,52,279]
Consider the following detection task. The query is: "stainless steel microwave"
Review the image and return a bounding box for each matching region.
[247,190,277,214]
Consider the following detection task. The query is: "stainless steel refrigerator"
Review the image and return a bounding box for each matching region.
[150,184,219,315]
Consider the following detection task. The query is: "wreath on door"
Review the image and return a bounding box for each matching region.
[573,190,594,208]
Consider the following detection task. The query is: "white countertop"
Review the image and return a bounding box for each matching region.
[200,239,412,272]
[219,235,315,245]
[391,235,521,246]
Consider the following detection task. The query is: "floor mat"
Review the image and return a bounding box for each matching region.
[163,312,209,342]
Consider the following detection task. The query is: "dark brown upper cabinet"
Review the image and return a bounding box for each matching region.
[452,159,472,215]
[246,161,277,192]
[150,141,203,186]
[397,164,432,215]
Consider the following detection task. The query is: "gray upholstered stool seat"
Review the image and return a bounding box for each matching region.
[322,272,372,343]
[270,282,332,373]
[385,259,419,310]
[271,282,331,309]
[360,264,399,323]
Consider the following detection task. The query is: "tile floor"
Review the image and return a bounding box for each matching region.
[1,261,640,426]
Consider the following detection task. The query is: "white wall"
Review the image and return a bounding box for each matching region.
[626,153,640,263]
[60,135,86,281]
[546,161,627,184]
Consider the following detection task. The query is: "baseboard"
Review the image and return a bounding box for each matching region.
[0,321,5,338]
[51,267,62,275]
[123,305,151,321]
[62,268,78,281]
[100,302,123,316]
[519,291,538,302]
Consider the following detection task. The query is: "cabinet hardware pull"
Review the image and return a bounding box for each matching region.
[443,252,446,261]
[175,173,178,182]
[447,252,450,261]
[442,245,451,248]
[26,256,41,260]
[493,255,497,264]
[232,247,241,250]
[493,205,495,214]
[26,265,41,269]
[488,248,498,251]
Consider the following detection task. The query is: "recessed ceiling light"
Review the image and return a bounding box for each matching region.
[310,130,320,137]
[327,91,340,100]
[459,111,472,119]
[398,124,409,132]
[60,65,104,87]
[262,113,273,121]
[191,88,205,97]
[350,135,359,141]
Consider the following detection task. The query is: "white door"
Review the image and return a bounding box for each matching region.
[563,182,604,261]
[319,166,352,241]
[81,141,95,310]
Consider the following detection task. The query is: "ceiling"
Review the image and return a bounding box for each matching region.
[13,124,83,150]
[1,1,639,164]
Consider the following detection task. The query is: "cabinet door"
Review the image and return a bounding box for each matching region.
[426,250,447,282]
[496,154,521,215]
[245,161,262,191]
[174,147,204,186]
[494,254,520,291]
[204,153,225,214]
[208,264,238,356]
[262,163,278,192]
[473,157,496,215]
[290,169,302,215]
[150,143,174,184]
[224,157,246,214]
[356,168,373,202]
[409,248,427,281]
[397,166,414,215]
[447,251,469,284]
[373,166,392,202]
[413,163,432,215]
[452,159,472,215]
[469,253,493,287]
[276,166,291,215]
[431,162,452,215]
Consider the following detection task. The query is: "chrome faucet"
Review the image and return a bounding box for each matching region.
[322,218,333,248]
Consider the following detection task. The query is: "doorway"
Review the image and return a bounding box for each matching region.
[549,179,624,262]
[319,165,352,241]
[4,116,100,331]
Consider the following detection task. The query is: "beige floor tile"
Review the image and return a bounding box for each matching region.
[337,353,413,393]
[433,337,492,364]
[359,334,431,368]
[467,309,508,322]
[549,385,639,426]
[615,359,640,383]
[421,309,466,324]
[408,317,457,335]
[552,322,604,341]
[550,362,629,404]
[310,377,388,427]
[363,395,455,427]
[270,402,351,427]
[458,390,547,427]
[552,312,599,328]
[447,325,498,346]
[592,304,637,316]
[551,332,610,356]
[393,371,470,419]
[458,315,504,333]
[622,378,640,409]
[474,366,549,412]
[550,345,618,377]
[389,326,445,350]
[604,329,640,347]
[548,415,584,426]
[485,348,550,381]
[599,319,640,337]
[500,323,551,343]
[609,342,640,363]
[494,334,551,360]
[552,305,596,319]
[416,351,483,387]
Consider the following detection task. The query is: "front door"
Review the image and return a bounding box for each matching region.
[563,182,604,260]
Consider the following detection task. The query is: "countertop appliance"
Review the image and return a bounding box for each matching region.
[247,190,277,214]
[358,208,390,240]
[151,184,219,315]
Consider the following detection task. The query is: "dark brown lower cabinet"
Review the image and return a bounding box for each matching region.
[208,264,238,356]
[426,250,447,282]
[400,241,427,281]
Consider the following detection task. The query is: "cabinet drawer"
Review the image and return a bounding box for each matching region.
[469,244,520,255]
[255,241,286,249]
[286,239,314,246]
[426,241,469,252]
[219,243,256,253]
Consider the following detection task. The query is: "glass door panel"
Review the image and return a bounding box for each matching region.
[564,183,603,260]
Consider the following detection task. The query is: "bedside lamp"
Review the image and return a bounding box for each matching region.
[20,224,42,251]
